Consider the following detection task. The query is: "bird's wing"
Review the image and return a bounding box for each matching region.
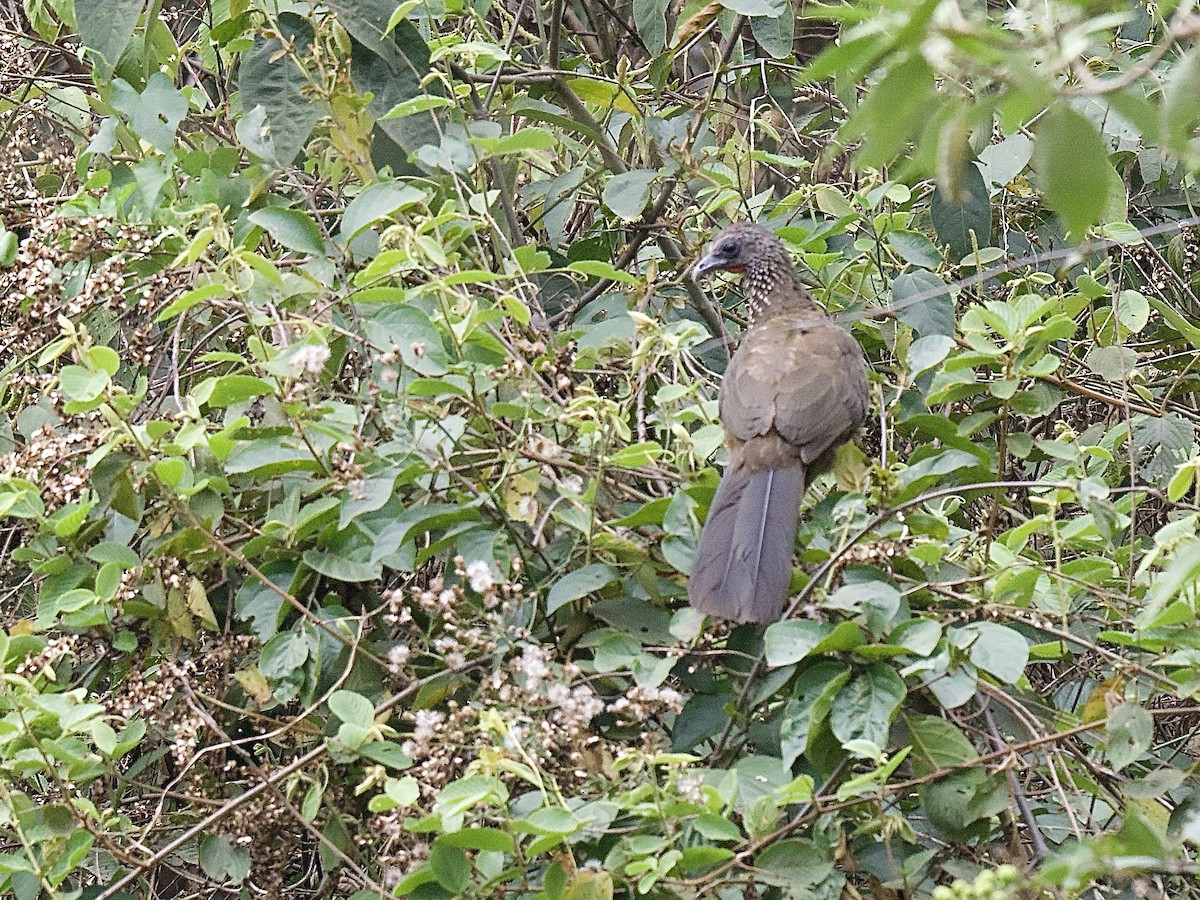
[773,320,868,463]
[721,316,867,463]
[718,327,786,440]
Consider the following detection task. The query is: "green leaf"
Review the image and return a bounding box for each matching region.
[546,563,618,614]
[753,838,833,889]
[718,0,785,16]
[931,161,992,258]
[249,208,326,256]
[764,620,835,667]
[88,346,120,376]
[893,618,942,656]
[749,8,794,58]
[1168,463,1196,503]
[959,622,1028,684]
[342,8,441,156]
[341,182,426,241]
[302,550,383,583]
[1115,290,1150,334]
[564,78,637,114]
[672,692,732,751]
[473,128,558,154]
[204,375,274,407]
[0,228,17,266]
[59,365,109,402]
[779,661,851,766]
[829,664,906,748]
[358,741,413,770]
[518,807,580,836]
[602,170,656,221]
[823,580,902,635]
[429,842,471,893]
[905,714,977,774]
[359,302,449,375]
[77,0,143,73]
[328,690,375,728]
[259,630,311,679]
[977,133,1033,193]
[199,834,250,884]
[1033,104,1115,238]
[887,230,943,269]
[1162,47,1200,159]
[380,776,421,809]
[920,768,1003,838]
[893,270,955,338]
[898,449,982,490]
[110,73,187,153]
[563,869,614,900]
[155,283,229,323]
[633,0,666,53]
[438,827,515,852]
[693,813,742,841]
[567,259,639,284]
[1084,345,1137,383]
[381,95,455,118]
[907,334,955,375]
[1105,701,1152,771]
[234,562,296,642]
[237,14,320,167]
[844,54,936,169]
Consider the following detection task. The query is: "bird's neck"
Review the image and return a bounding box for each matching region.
[742,263,819,326]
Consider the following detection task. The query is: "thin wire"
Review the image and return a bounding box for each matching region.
[837,213,1200,325]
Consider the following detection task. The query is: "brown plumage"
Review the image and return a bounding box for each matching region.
[688,222,869,624]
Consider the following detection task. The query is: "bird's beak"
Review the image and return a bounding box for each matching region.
[691,251,723,280]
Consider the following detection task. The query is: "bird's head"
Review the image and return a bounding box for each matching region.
[692,222,789,279]
[691,221,816,322]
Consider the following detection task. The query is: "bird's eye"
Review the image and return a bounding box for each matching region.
[718,240,739,256]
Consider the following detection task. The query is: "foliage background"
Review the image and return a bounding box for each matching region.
[2,0,1200,897]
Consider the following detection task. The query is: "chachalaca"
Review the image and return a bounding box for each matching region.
[688,222,869,624]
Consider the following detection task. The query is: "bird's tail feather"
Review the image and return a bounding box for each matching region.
[688,465,806,624]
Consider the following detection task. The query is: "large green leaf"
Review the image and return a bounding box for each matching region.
[930,161,991,258]
[331,0,441,156]
[764,620,836,667]
[77,0,144,73]
[546,564,618,614]
[893,270,955,338]
[844,54,936,169]
[829,664,906,749]
[110,74,187,153]
[237,13,321,167]
[1032,103,1116,238]
[249,207,326,256]
[956,622,1028,684]
[633,0,667,53]
[1162,47,1200,161]
[602,170,656,221]
[779,661,852,767]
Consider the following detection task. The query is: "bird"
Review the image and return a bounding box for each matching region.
[688,222,869,624]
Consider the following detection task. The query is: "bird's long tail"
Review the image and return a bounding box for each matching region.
[688,465,806,624]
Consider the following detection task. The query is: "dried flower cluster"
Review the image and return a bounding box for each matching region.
[15,634,81,679]
[105,665,182,722]
[371,558,689,872]
[0,423,99,511]
[0,102,76,230]
[0,210,181,370]
[331,442,367,498]
[488,336,575,394]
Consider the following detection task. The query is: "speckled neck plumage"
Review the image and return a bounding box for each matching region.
[741,250,818,325]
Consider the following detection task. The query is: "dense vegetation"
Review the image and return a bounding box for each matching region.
[1,0,1200,897]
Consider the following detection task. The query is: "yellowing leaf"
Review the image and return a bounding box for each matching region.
[564,78,638,114]
[504,469,540,525]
